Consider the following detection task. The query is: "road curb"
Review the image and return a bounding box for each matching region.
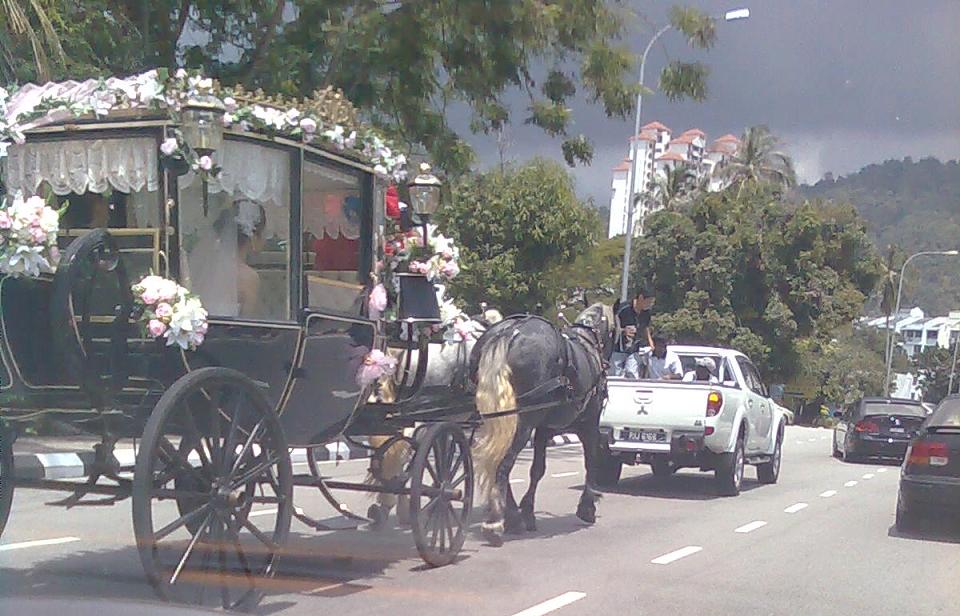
[13,434,582,480]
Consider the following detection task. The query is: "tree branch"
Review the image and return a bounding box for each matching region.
[242,1,285,77]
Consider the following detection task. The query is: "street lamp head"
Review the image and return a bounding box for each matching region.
[408,162,442,216]
[724,8,750,21]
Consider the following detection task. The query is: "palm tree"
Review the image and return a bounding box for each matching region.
[720,125,797,193]
[0,0,65,82]
[648,164,698,210]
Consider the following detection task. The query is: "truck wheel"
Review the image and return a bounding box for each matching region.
[757,428,782,484]
[715,437,744,496]
[650,457,673,478]
[595,449,622,487]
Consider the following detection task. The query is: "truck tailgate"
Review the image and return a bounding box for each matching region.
[601,378,714,431]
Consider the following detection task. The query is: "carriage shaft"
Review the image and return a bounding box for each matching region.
[293,476,463,501]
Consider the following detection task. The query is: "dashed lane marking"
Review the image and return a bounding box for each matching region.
[510,478,526,484]
[551,472,579,478]
[863,473,875,480]
[0,537,81,552]
[795,441,804,445]
[877,468,888,473]
[734,521,767,534]
[844,480,858,487]
[651,546,703,565]
[248,508,278,518]
[820,490,837,498]
[784,503,808,514]
[808,438,817,442]
[511,591,587,616]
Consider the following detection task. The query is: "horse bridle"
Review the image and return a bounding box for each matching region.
[568,323,611,371]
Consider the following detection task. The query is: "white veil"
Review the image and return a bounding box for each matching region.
[181,192,240,317]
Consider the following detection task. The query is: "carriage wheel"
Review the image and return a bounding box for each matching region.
[0,426,14,539]
[133,367,293,611]
[409,422,473,567]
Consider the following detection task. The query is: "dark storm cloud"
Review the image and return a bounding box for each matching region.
[453,0,959,202]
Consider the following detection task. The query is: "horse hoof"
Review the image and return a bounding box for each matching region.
[576,505,596,524]
[367,504,388,530]
[481,522,505,547]
[522,516,537,532]
[504,513,524,535]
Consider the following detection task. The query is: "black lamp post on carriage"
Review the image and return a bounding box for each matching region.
[407,162,442,242]
[181,94,226,216]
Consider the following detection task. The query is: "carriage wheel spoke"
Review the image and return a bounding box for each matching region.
[448,445,463,482]
[155,503,212,542]
[221,392,247,470]
[446,501,463,535]
[169,510,214,585]
[229,455,279,492]
[450,471,468,490]
[181,399,214,476]
[424,454,440,485]
[222,512,257,592]
[240,515,279,551]
[205,387,224,469]
[157,438,206,486]
[229,419,266,476]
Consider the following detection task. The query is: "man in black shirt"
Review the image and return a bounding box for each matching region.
[617,286,655,351]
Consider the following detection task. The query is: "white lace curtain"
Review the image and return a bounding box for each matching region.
[4,137,159,196]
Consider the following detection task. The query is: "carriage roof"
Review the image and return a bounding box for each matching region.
[0,69,408,182]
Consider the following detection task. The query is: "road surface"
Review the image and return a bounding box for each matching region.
[1,426,957,615]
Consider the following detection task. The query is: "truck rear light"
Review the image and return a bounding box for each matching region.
[908,441,950,466]
[854,420,879,434]
[704,426,715,436]
[706,391,723,417]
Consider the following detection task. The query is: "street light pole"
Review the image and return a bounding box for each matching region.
[619,9,750,303]
[884,249,960,393]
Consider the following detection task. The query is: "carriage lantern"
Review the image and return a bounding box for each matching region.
[181,94,226,157]
[407,162,442,216]
[181,94,226,216]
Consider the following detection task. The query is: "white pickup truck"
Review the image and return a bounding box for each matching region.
[597,345,787,496]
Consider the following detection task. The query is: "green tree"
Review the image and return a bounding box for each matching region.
[9,2,719,177]
[721,125,797,193]
[793,328,887,407]
[439,159,597,314]
[633,182,881,380]
[916,346,959,404]
[0,0,64,81]
[649,164,698,210]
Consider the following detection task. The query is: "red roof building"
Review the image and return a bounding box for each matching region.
[642,121,671,133]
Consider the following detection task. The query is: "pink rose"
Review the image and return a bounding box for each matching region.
[160,137,178,156]
[154,302,173,318]
[196,321,209,335]
[148,319,167,337]
[141,289,160,305]
[441,260,460,279]
[30,227,47,243]
[0,212,12,229]
[192,333,205,346]
[300,117,317,134]
[198,155,213,171]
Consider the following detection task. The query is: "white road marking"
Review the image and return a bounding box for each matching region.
[510,478,526,484]
[877,468,888,473]
[844,480,858,487]
[651,546,703,565]
[862,473,875,480]
[306,581,346,595]
[734,521,767,534]
[784,503,808,514]
[248,508,278,518]
[808,438,817,442]
[795,440,804,445]
[551,471,579,478]
[511,591,587,616]
[820,490,837,498]
[0,537,81,552]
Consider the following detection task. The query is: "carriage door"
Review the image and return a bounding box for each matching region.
[280,157,376,447]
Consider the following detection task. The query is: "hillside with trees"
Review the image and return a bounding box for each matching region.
[800,157,960,315]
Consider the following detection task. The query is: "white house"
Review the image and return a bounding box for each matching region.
[607,123,740,238]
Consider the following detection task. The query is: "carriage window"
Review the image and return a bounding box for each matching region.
[3,137,162,280]
[302,159,365,314]
[179,139,291,321]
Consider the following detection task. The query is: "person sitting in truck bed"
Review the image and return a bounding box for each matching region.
[627,335,682,380]
[682,357,719,383]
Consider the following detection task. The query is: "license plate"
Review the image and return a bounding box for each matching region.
[621,429,666,443]
[889,427,905,433]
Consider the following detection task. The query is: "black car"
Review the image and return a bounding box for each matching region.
[896,396,960,531]
[833,397,928,462]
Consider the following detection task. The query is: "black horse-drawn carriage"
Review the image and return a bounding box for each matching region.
[0,70,474,609]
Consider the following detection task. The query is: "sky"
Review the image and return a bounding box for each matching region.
[451,0,960,205]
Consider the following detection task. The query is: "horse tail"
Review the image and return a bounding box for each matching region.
[473,335,518,498]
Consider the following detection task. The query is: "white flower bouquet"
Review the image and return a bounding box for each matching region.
[132,275,208,350]
[0,192,62,278]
